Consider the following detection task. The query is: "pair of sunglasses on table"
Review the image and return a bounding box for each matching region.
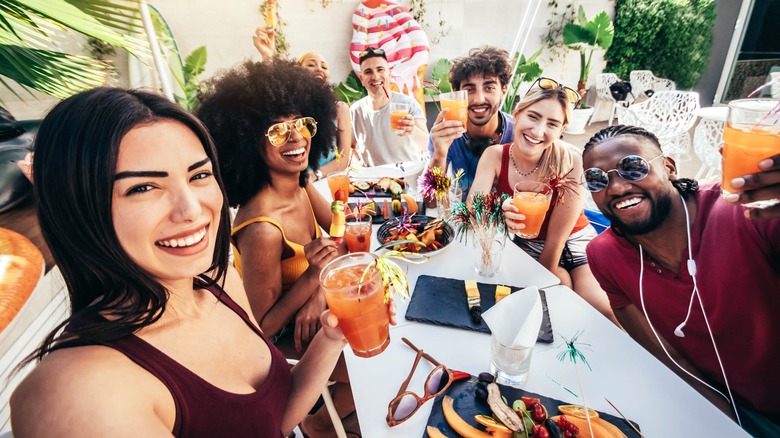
[386,338,460,427]
[526,77,581,108]
[582,154,664,192]
[265,117,318,147]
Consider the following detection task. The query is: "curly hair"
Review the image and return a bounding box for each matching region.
[449,46,512,91]
[197,60,337,207]
[583,124,698,197]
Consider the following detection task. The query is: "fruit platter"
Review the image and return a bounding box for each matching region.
[349,176,407,198]
[348,195,423,224]
[377,215,454,256]
[426,373,640,438]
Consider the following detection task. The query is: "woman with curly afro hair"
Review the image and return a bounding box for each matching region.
[198,58,343,349]
[197,60,361,437]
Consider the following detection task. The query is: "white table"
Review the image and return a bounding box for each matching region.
[345,284,747,437]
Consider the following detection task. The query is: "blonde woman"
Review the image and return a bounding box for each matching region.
[469,79,618,325]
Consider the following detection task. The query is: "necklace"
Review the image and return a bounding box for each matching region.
[509,143,542,177]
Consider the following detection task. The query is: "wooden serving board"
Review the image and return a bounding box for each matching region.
[405,275,553,343]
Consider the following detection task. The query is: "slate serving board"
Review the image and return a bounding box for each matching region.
[424,377,641,437]
[350,201,425,224]
[349,177,406,198]
[405,275,554,343]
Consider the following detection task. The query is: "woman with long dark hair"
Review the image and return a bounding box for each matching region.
[10,87,351,437]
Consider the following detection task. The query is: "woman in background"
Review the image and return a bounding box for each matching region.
[197,60,358,438]
[469,81,618,326]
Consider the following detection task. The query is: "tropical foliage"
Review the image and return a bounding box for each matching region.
[562,7,614,107]
[0,0,148,100]
[335,71,367,105]
[502,49,543,114]
[605,0,716,89]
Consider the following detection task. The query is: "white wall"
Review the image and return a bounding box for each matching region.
[2,0,613,119]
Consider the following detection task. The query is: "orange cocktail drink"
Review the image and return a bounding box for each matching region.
[344,214,372,253]
[722,99,780,198]
[327,171,350,200]
[512,181,553,239]
[440,90,468,127]
[320,253,389,358]
[390,103,410,131]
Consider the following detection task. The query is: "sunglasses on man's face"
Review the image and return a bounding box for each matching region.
[386,338,453,427]
[528,77,581,107]
[582,154,665,192]
[359,47,385,62]
[265,117,317,147]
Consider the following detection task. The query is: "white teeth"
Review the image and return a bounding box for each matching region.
[157,228,206,248]
[523,134,542,144]
[472,107,487,114]
[616,197,642,209]
[282,148,305,156]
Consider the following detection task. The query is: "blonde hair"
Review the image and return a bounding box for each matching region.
[512,88,574,181]
[297,52,320,65]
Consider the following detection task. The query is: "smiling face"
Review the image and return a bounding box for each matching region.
[300,53,330,82]
[583,135,676,235]
[512,97,566,159]
[358,56,390,97]
[459,73,507,127]
[111,120,223,287]
[263,115,311,175]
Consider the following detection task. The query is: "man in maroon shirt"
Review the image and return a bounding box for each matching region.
[581,125,780,436]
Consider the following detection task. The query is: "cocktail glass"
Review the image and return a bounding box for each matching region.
[319,253,390,358]
[390,103,410,132]
[512,181,553,239]
[345,213,372,253]
[722,98,780,208]
[327,170,351,201]
[440,90,468,128]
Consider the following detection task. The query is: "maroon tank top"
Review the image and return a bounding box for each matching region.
[100,279,291,437]
[497,143,589,240]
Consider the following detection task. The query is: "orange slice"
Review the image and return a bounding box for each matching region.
[558,404,599,419]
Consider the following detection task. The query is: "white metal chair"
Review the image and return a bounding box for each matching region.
[287,358,347,438]
[620,90,700,162]
[594,73,632,126]
[693,119,724,183]
[629,70,676,98]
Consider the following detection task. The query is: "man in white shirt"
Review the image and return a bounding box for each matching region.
[350,48,429,166]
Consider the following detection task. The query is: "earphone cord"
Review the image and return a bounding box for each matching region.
[638,194,741,426]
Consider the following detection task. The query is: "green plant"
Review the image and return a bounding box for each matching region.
[502,49,544,113]
[563,6,614,108]
[541,0,578,64]
[605,0,716,89]
[0,0,147,100]
[423,58,453,111]
[178,46,208,112]
[335,71,367,105]
[409,0,451,45]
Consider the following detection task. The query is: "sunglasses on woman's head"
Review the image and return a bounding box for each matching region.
[386,338,453,427]
[528,77,581,107]
[582,154,665,192]
[265,117,317,147]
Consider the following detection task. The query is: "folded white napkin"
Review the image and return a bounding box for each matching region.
[482,286,542,348]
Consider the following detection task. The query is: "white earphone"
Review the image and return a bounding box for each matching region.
[638,193,741,426]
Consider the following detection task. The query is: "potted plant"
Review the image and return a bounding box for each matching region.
[562,7,614,134]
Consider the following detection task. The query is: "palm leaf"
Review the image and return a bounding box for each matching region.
[0,44,108,99]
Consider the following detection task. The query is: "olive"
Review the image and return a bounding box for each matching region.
[478,372,495,383]
[544,419,562,438]
[475,386,489,402]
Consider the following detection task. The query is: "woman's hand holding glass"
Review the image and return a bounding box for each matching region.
[501,197,526,235]
[303,237,340,273]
